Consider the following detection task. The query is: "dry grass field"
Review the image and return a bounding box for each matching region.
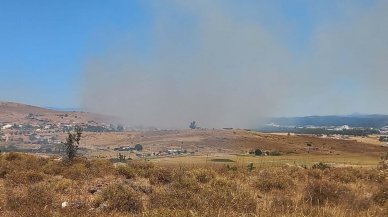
[0,152,387,217]
[81,129,388,158]
[151,153,383,168]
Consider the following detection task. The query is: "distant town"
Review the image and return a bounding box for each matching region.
[1,107,388,158]
[0,112,121,151]
[0,111,193,159]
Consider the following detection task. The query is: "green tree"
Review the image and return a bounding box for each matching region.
[63,126,82,161]
[134,144,143,151]
[254,149,262,156]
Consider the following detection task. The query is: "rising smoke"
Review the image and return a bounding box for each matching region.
[82,0,388,129]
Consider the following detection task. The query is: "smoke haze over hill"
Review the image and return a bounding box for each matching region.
[82,0,388,129]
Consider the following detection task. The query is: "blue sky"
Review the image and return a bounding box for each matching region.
[0,0,386,121]
[0,0,153,107]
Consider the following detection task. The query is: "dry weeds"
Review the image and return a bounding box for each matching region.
[0,152,387,217]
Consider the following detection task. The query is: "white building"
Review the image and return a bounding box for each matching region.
[380,126,388,134]
[1,124,12,130]
[334,125,351,131]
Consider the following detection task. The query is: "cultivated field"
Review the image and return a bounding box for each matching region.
[80,129,388,168]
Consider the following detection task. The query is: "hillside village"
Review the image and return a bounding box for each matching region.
[0,109,123,152]
[0,106,192,159]
[2,113,388,157]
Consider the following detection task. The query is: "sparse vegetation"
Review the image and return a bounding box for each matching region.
[312,162,331,170]
[303,180,353,205]
[117,125,124,132]
[268,150,282,156]
[117,153,126,162]
[116,165,136,179]
[379,136,388,142]
[0,152,387,216]
[94,183,143,213]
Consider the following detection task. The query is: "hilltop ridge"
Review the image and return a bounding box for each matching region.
[265,114,388,128]
[0,101,107,124]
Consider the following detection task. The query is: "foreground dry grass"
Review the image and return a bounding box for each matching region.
[0,153,387,217]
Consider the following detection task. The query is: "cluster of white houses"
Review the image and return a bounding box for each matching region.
[0,113,123,152]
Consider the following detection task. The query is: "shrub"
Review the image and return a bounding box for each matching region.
[4,152,22,161]
[312,162,331,170]
[271,194,294,213]
[373,185,388,206]
[89,159,115,177]
[254,170,294,192]
[287,166,307,181]
[269,150,282,156]
[254,149,262,156]
[149,167,173,185]
[224,164,238,171]
[62,163,88,180]
[327,167,358,183]
[171,171,200,191]
[362,169,386,183]
[134,144,143,151]
[5,170,45,186]
[349,196,372,211]
[128,161,155,178]
[5,183,54,216]
[117,165,136,179]
[42,160,64,175]
[117,153,126,162]
[0,169,6,178]
[379,136,388,142]
[51,178,74,193]
[192,168,216,183]
[26,183,54,207]
[94,184,143,213]
[304,180,354,205]
[307,169,323,180]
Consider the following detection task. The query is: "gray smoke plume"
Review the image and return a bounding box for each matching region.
[82,0,388,129]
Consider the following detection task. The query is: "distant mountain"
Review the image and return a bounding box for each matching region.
[265,114,388,128]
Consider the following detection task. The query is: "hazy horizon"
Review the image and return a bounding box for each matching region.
[1,0,388,128]
[2,99,388,120]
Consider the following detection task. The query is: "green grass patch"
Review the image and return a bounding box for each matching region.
[210,158,235,163]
